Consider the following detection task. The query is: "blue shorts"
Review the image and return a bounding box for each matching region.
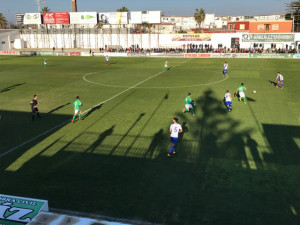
[226,101,232,107]
[170,137,178,144]
[223,69,227,75]
[278,80,284,83]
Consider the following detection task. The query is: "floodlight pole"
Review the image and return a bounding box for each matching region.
[35,0,41,12]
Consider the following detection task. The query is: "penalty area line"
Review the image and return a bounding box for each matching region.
[0,59,192,159]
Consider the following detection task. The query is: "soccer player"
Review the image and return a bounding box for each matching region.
[182,93,195,116]
[72,96,82,123]
[105,55,109,66]
[275,72,284,89]
[223,61,229,76]
[164,59,168,71]
[224,90,232,112]
[236,83,247,104]
[44,58,47,68]
[168,117,182,158]
[31,94,41,121]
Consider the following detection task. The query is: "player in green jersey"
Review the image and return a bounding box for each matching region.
[72,96,82,122]
[236,83,247,103]
[164,59,168,71]
[182,93,195,116]
[43,58,47,68]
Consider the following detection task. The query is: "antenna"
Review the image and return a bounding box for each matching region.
[35,0,41,12]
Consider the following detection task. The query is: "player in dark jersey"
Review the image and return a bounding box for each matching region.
[31,94,41,121]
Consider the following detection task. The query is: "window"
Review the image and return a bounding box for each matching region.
[258,24,264,30]
[229,24,233,29]
[272,24,279,30]
[264,24,271,31]
[240,24,245,30]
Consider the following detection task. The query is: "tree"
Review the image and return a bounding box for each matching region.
[194,8,206,28]
[117,6,129,12]
[41,7,51,13]
[286,0,300,32]
[0,13,7,29]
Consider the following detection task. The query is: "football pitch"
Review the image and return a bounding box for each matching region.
[0,55,300,224]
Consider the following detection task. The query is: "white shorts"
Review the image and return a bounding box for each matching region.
[185,104,193,109]
[74,110,80,114]
[165,65,168,68]
[239,92,245,98]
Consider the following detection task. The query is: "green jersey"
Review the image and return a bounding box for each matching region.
[184,96,192,104]
[73,99,82,110]
[238,86,246,92]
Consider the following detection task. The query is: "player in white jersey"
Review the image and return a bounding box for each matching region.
[164,59,168,71]
[224,90,232,112]
[168,117,182,157]
[275,72,284,89]
[105,55,109,66]
[223,62,229,76]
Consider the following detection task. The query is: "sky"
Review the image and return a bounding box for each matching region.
[0,0,292,23]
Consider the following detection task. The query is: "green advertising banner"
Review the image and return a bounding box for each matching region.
[242,34,295,42]
[0,194,48,225]
[249,53,294,58]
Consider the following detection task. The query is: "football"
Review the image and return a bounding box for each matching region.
[253,90,256,94]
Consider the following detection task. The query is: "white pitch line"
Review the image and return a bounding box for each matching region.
[84,72,229,89]
[0,59,192,158]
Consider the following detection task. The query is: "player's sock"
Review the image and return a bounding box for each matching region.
[168,146,174,155]
[72,115,76,120]
[192,108,195,115]
[79,114,81,119]
[227,106,230,111]
[32,115,35,121]
[185,109,189,112]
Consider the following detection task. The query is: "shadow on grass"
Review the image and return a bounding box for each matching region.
[0,90,299,225]
[82,103,104,120]
[48,103,71,114]
[0,83,25,93]
[269,80,277,87]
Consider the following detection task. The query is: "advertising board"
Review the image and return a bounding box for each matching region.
[68,52,81,56]
[99,12,128,25]
[24,13,42,24]
[42,12,70,24]
[249,53,293,58]
[293,54,300,58]
[0,194,48,225]
[210,53,249,58]
[69,12,97,24]
[172,34,211,42]
[0,51,20,55]
[16,13,25,25]
[130,11,142,24]
[242,34,295,42]
[141,11,161,24]
[184,53,211,58]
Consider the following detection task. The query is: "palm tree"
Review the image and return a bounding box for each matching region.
[117,6,129,12]
[0,13,7,29]
[42,7,50,13]
[194,8,206,28]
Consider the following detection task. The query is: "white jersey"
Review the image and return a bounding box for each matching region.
[224,64,228,70]
[170,123,182,138]
[225,93,232,102]
[277,74,284,81]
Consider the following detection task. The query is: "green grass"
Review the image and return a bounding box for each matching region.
[0,56,300,225]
